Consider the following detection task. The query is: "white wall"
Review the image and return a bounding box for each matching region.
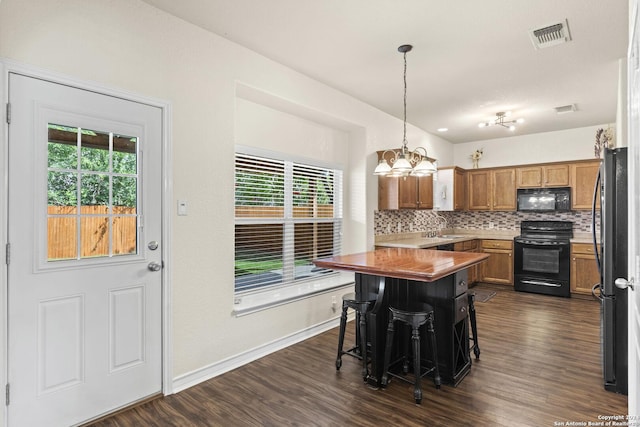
[452,124,611,169]
[0,0,452,394]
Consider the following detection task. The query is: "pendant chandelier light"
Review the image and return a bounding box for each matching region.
[374,44,437,177]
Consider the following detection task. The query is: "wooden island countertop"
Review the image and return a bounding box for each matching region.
[313,247,489,282]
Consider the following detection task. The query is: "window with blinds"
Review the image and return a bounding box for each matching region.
[235,151,342,293]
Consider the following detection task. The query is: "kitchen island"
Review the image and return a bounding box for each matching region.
[314,247,489,387]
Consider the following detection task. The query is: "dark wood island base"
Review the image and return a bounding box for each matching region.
[313,248,489,387]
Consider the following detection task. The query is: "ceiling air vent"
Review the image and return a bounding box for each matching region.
[554,104,577,114]
[529,19,572,49]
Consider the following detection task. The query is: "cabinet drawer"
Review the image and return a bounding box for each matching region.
[572,243,596,254]
[454,294,469,324]
[455,273,468,296]
[481,239,513,250]
[454,240,478,251]
[462,240,477,251]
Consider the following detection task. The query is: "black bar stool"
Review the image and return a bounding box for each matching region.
[468,292,480,359]
[381,302,441,404]
[335,292,376,381]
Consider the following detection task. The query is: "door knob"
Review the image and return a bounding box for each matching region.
[148,261,162,272]
[614,277,634,291]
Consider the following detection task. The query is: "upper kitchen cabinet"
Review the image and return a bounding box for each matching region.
[570,159,601,210]
[468,167,516,211]
[516,164,570,188]
[376,149,435,210]
[378,174,434,210]
[433,166,465,211]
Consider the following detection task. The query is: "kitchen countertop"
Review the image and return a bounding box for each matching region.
[375,230,597,249]
[313,247,489,282]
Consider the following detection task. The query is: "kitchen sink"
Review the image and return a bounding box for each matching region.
[438,235,466,239]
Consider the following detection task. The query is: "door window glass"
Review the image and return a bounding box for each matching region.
[47,124,138,261]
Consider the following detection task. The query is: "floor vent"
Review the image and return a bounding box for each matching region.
[529,19,572,49]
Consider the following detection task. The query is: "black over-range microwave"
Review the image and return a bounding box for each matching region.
[516,187,571,212]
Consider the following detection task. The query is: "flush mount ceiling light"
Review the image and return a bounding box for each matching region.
[373,44,437,177]
[478,111,525,132]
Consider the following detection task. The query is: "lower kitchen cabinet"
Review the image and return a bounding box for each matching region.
[454,240,480,284]
[571,243,600,295]
[480,239,513,285]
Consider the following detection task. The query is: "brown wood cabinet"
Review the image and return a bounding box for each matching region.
[571,160,600,210]
[454,168,466,210]
[378,174,434,210]
[571,242,600,295]
[468,168,516,211]
[480,239,513,285]
[454,240,480,284]
[516,164,570,188]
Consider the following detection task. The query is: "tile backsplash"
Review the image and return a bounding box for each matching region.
[374,209,599,235]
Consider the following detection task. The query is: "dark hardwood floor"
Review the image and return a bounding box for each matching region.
[89,284,627,427]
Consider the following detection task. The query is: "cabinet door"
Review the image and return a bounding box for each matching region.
[467,170,491,210]
[454,168,466,210]
[571,253,600,295]
[398,176,418,209]
[516,166,543,188]
[570,243,600,295]
[378,176,399,210]
[491,168,516,210]
[417,175,434,209]
[571,161,600,210]
[543,164,570,187]
[481,249,513,285]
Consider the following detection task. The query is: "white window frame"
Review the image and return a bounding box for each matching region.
[233,145,353,316]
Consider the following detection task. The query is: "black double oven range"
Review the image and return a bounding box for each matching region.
[514,220,573,298]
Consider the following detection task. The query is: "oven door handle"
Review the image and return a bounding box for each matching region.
[520,279,562,288]
[515,240,565,247]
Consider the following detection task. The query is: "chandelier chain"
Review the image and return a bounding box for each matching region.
[402,50,408,151]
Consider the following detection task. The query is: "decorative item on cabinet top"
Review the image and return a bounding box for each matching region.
[470,149,483,169]
[594,127,614,158]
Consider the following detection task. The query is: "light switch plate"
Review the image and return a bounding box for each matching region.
[177,200,188,216]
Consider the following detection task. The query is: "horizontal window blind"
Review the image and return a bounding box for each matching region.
[235,152,342,293]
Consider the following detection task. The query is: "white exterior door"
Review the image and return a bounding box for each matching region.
[628,0,640,417]
[7,73,163,426]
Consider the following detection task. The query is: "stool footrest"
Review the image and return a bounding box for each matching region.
[385,358,438,384]
[340,345,366,361]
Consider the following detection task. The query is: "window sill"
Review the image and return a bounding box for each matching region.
[232,271,355,317]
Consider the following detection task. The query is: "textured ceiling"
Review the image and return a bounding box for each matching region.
[142,0,628,143]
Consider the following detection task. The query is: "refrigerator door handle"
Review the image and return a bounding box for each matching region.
[592,167,602,275]
[614,277,634,291]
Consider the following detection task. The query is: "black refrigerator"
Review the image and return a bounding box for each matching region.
[592,146,628,394]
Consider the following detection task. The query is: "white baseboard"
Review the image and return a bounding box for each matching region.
[171,314,350,393]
